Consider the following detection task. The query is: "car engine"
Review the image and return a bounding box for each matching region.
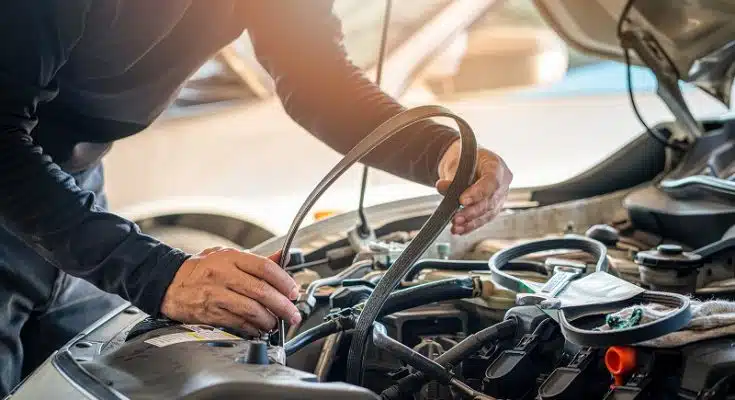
[15,100,735,400]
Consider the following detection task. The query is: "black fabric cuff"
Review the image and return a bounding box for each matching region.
[135,248,190,317]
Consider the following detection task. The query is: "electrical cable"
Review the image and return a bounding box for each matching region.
[372,322,498,400]
[372,323,451,383]
[380,319,517,400]
[617,0,685,152]
[357,0,393,237]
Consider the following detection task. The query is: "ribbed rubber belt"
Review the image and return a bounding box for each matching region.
[276,105,478,385]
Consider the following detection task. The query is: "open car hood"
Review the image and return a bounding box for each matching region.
[533,0,735,106]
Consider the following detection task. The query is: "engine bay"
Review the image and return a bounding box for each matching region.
[21,113,735,400]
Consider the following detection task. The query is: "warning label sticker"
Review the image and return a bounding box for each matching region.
[144,325,241,347]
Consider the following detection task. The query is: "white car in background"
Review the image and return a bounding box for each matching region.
[102,0,730,253]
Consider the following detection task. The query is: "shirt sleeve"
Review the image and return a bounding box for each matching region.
[245,0,459,187]
[0,2,188,316]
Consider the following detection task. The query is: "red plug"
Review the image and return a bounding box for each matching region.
[605,346,637,386]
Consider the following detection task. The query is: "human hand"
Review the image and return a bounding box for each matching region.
[436,139,513,235]
[160,247,301,335]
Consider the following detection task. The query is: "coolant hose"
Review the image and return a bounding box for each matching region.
[285,315,355,357]
[273,105,478,377]
[287,260,374,340]
[380,318,518,400]
[379,277,476,317]
[285,277,480,357]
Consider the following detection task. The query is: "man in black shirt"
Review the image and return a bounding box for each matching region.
[0,1,512,392]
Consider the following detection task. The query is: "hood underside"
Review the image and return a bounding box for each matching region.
[533,0,735,106]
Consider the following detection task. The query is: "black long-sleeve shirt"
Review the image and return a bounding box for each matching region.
[0,1,459,316]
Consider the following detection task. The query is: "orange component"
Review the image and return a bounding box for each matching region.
[605,346,637,386]
[313,210,340,221]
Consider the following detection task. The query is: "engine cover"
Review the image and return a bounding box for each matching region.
[77,324,378,400]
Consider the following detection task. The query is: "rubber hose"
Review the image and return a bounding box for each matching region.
[379,277,475,317]
[404,259,490,281]
[305,260,374,299]
[489,236,608,294]
[286,277,478,357]
[344,108,477,384]
[285,316,354,357]
[380,319,517,400]
[288,260,374,340]
[275,106,477,356]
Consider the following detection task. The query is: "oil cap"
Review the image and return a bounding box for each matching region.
[634,245,702,270]
[635,244,702,294]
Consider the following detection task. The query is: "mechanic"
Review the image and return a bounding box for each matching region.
[0,1,512,393]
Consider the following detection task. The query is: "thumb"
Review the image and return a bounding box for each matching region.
[435,179,452,195]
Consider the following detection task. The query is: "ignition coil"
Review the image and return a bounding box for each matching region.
[482,311,559,399]
[537,347,609,400]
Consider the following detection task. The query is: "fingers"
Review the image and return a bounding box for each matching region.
[162,248,303,333]
[204,305,260,336]
[459,163,499,206]
[225,266,301,325]
[454,175,498,219]
[228,250,299,300]
[212,287,278,331]
[439,148,512,235]
[452,187,508,235]
[201,246,224,256]
[435,179,451,196]
[268,251,282,262]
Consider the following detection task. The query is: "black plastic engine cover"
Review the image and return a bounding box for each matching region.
[625,122,735,248]
[679,338,735,394]
[79,325,378,400]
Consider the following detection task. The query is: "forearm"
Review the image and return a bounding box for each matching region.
[247,1,459,186]
[280,64,459,186]
[0,128,187,315]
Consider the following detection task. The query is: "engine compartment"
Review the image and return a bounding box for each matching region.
[38,149,735,399]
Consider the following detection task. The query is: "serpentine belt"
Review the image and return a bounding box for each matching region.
[488,236,609,294]
[489,236,691,347]
[275,105,478,385]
